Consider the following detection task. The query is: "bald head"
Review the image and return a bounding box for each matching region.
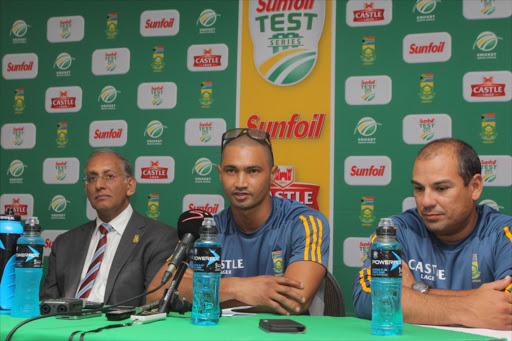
[221,135,274,167]
[416,138,481,186]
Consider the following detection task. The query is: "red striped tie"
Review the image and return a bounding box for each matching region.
[75,223,112,300]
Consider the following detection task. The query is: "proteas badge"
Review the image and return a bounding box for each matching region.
[248,0,325,86]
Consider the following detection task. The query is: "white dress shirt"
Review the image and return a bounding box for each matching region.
[76,204,133,302]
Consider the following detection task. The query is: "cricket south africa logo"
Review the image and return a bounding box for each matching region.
[145,120,167,144]
[193,157,213,184]
[10,20,29,44]
[7,160,26,184]
[197,9,219,34]
[354,117,380,144]
[98,85,120,110]
[54,52,74,77]
[248,0,325,86]
[473,31,501,60]
[413,0,439,22]
[49,195,70,219]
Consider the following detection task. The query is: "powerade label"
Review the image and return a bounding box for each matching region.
[371,250,402,278]
[15,244,43,268]
[0,233,21,274]
[193,246,221,273]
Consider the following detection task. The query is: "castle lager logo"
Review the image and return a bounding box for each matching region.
[89,120,128,147]
[197,9,219,34]
[146,194,160,219]
[187,44,228,71]
[98,85,120,110]
[359,196,376,226]
[361,36,376,65]
[403,114,452,145]
[92,48,130,75]
[151,46,165,72]
[480,113,498,143]
[137,82,177,110]
[345,76,391,105]
[13,88,25,114]
[56,122,69,148]
[7,160,26,184]
[54,52,74,77]
[2,53,38,80]
[479,155,512,187]
[1,195,33,218]
[463,71,511,102]
[140,9,180,37]
[347,0,392,27]
[135,156,174,184]
[479,199,504,211]
[248,0,324,86]
[403,32,452,64]
[184,118,226,146]
[49,195,69,214]
[419,73,435,102]
[1,123,36,150]
[193,158,213,184]
[10,19,30,44]
[47,16,85,43]
[270,165,320,209]
[463,0,512,20]
[247,113,325,139]
[106,13,119,39]
[43,158,80,184]
[45,86,82,113]
[354,117,381,144]
[413,0,439,22]
[199,81,214,108]
[344,156,392,186]
[182,194,224,214]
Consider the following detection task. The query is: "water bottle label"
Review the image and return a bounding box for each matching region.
[193,246,222,273]
[371,250,402,278]
[0,233,22,268]
[15,244,43,268]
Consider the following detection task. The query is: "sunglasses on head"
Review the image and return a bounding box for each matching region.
[221,128,273,158]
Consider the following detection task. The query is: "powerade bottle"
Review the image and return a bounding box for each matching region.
[0,208,24,314]
[191,217,222,325]
[371,217,403,336]
[11,217,44,318]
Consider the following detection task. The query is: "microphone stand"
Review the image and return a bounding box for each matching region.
[157,254,191,314]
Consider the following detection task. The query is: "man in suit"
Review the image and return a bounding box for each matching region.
[41,149,178,306]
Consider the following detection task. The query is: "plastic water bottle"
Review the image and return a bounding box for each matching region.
[371,217,403,336]
[191,217,222,325]
[0,208,24,314]
[11,217,44,318]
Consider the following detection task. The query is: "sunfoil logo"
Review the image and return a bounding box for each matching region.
[193,158,213,176]
[99,85,120,104]
[145,120,167,139]
[354,117,381,137]
[49,195,69,213]
[414,0,438,14]
[473,31,502,52]
[54,53,74,70]
[249,0,325,86]
[8,160,26,177]
[197,9,219,27]
[10,20,30,37]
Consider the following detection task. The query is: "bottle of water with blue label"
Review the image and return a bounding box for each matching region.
[371,217,403,336]
[11,217,44,318]
[191,217,222,325]
[0,208,24,314]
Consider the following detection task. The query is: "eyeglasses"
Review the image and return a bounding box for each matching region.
[82,172,127,184]
[221,128,273,158]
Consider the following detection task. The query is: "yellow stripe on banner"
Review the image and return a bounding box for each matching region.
[301,215,311,261]
[309,216,318,262]
[370,234,377,244]
[259,48,309,76]
[316,218,323,264]
[359,268,371,293]
[503,227,512,244]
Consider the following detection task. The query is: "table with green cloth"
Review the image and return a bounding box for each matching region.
[0,313,505,341]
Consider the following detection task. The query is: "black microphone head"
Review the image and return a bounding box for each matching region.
[177,209,213,239]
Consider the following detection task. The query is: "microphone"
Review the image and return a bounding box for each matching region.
[160,209,213,284]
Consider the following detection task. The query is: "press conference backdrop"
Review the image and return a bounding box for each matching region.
[1,0,511,315]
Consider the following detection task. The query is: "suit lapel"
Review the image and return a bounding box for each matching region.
[66,222,95,298]
[103,211,146,303]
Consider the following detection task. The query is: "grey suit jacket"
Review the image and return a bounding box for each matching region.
[40,210,178,306]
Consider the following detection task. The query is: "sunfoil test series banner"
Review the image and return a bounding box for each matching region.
[1,0,511,315]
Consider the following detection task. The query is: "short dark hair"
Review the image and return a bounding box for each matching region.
[417,138,481,186]
[221,135,274,167]
[85,149,133,177]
